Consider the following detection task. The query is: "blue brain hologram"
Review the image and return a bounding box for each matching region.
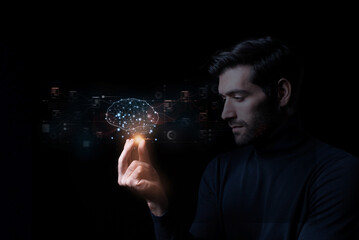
[105,98,159,135]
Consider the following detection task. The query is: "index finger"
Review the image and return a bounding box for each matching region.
[118,139,135,176]
[138,139,150,163]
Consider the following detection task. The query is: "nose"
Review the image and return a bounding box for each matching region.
[221,99,236,120]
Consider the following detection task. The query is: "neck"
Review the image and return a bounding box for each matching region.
[252,114,307,156]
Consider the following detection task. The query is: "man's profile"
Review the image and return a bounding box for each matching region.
[117,36,359,239]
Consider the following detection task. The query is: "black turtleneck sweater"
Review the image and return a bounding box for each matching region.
[152,117,359,240]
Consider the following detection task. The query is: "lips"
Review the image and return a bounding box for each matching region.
[229,125,242,134]
[229,125,243,129]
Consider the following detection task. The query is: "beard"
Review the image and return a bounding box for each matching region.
[230,99,280,146]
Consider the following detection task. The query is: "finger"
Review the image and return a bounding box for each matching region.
[118,139,135,177]
[122,163,144,187]
[131,140,139,161]
[121,161,150,187]
[131,179,163,203]
[120,160,141,185]
[122,174,157,199]
[138,138,150,163]
[121,160,154,184]
[122,174,140,188]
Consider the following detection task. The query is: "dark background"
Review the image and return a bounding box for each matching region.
[2,9,359,240]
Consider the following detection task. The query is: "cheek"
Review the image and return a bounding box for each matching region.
[235,101,259,120]
[236,97,267,123]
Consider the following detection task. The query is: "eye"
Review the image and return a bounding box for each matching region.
[233,96,244,102]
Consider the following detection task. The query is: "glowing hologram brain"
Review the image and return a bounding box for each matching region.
[105,98,159,135]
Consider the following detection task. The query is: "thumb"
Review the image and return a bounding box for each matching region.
[138,139,150,163]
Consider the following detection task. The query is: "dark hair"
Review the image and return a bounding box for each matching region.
[209,36,304,113]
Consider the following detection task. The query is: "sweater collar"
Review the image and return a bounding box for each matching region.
[252,114,309,157]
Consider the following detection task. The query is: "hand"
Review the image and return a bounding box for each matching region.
[118,138,168,216]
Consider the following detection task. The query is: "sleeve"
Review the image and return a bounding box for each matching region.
[189,157,225,240]
[151,210,194,240]
[150,156,225,240]
[298,155,359,240]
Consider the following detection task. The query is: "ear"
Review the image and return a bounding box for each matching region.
[277,78,291,107]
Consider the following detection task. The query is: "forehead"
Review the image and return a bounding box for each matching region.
[218,65,257,94]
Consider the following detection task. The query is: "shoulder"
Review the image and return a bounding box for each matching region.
[309,139,359,195]
[312,139,359,171]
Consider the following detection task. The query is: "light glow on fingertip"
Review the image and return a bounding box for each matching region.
[134,135,144,144]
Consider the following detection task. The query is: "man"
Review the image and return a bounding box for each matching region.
[117,36,359,239]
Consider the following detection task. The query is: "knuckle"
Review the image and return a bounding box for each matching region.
[118,178,125,186]
[124,178,132,187]
[137,165,144,172]
[126,177,138,188]
[135,179,143,187]
[128,160,139,169]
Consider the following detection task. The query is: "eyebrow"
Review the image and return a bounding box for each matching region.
[219,89,250,97]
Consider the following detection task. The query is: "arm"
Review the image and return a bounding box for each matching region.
[298,156,359,240]
[118,138,192,239]
[118,138,168,216]
[189,157,225,240]
[150,157,224,240]
[118,139,224,240]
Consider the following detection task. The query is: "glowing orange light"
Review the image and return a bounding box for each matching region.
[134,135,144,144]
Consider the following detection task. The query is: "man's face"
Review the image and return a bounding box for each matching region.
[218,65,278,146]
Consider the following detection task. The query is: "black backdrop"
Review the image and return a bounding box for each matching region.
[2,10,359,240]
